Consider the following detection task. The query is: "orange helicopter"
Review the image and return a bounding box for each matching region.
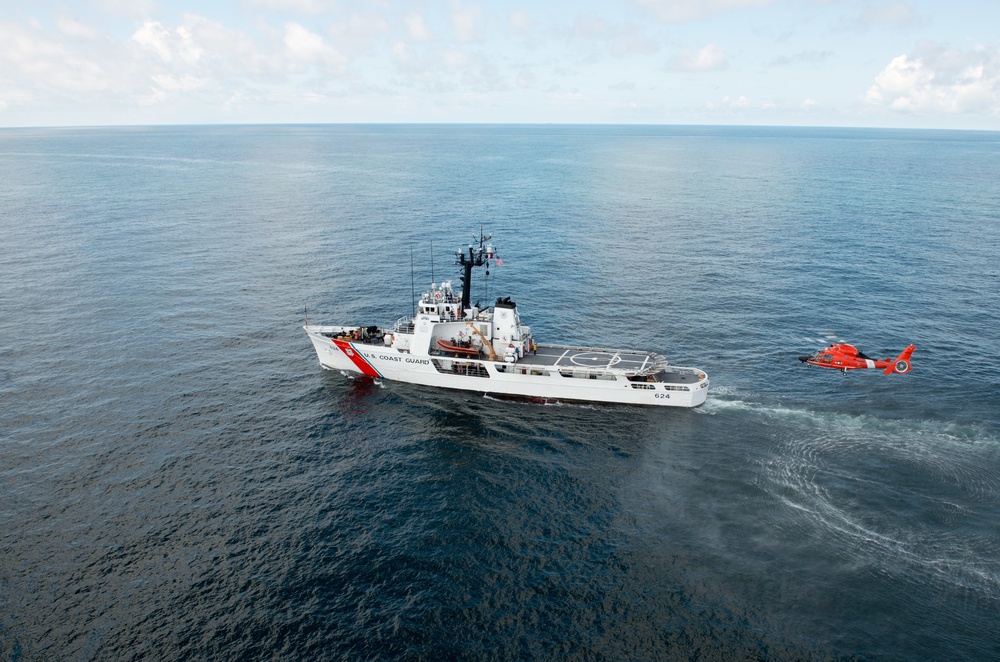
[798,343,915,375]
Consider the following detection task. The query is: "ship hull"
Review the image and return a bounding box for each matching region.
[306,326,708,408]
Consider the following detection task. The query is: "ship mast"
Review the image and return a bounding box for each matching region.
[456,230,492,314]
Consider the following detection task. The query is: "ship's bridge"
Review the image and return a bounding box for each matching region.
[418,280,467,320]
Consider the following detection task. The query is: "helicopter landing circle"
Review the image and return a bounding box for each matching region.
[568,351,621,368]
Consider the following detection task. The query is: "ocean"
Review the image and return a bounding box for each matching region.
[1,124,998,660]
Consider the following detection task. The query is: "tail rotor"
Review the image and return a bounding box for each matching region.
[884,345,916,375]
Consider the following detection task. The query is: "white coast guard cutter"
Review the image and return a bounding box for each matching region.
[305,233,709,407]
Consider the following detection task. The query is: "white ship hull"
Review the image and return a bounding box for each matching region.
[306,325,708,407]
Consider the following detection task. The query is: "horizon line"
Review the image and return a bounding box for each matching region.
[2,121,998,134]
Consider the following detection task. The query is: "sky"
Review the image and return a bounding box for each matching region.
[1,0,998,129]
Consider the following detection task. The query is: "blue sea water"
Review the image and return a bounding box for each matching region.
[1,124,999,660]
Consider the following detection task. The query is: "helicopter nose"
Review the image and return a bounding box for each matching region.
[797,355,810,363]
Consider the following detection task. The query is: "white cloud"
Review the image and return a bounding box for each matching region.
[56,17,101,40]
[244,0,328,14]
[866,44,1000,114]
[442,50,468,69]
[283,21,346,70]
[569,16,658,58]
[151,73,204,92]
[451,4,482,42]
[328,14,391,55]
[723,94,750,108]
[634,0,775,23]
[667,43,727,71]
[1,0,997,127]
[391,41,413,66]
[83,14,349,109]
[0,20,113,96]
[96,0,156,19]
[132,21,202,65]
[509,10,534,32]
[129,14,348,77]
[405,13,434,41]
